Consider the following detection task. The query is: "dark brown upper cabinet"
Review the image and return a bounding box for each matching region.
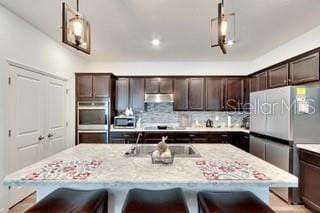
[145,78,160,94]
[189,78,205,110]
[205,78,224,111]
[243,77,250,110]
[76,74,112,99]
[258,72,268,90]
[174,78,189,110]
[268,64,289,88]
[290,52,320,85]
[224,78,244,110]
[77,75,93,98]
[129,78,145,113]
[145,78,173,94]
[93,75,110,97]
[249,72,267,92]
[115,78,129,112]
[249,75,259,92]
[159,78,173,94]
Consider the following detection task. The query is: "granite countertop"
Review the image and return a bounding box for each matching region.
[110,126,250,134]
[297,144,320,154]
[4,144,297,188]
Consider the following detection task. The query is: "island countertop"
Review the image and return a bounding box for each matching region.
[4,144,296,188]
[297,144,320,154]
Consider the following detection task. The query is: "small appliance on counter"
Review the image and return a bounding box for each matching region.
[241,116,250,129]
[124,107,134,116]
[206,119,213,128]
[114,115,136,129]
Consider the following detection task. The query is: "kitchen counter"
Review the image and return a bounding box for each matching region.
[4,144,296,212]
[110,126,250,133]
[297,144,320,154]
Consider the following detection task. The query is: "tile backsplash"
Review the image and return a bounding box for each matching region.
[135,103,248,127]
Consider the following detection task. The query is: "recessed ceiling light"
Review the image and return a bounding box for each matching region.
[151,39,161,47]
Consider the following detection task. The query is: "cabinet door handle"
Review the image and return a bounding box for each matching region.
[38,136,45,141]
[288,79,292,83]
[48,133,53,138]
[283,80,287,83]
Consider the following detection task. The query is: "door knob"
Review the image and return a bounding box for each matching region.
[38,136,45,141]
[48,133,53,138]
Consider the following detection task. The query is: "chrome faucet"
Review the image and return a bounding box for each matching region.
[135,133,143,145]
[124,133,143,156]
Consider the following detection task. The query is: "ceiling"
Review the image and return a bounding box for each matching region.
[1,0,320,62]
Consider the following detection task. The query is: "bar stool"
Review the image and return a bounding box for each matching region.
[122,188,189,213]
[197,191,275,213]
[26,188,108,213]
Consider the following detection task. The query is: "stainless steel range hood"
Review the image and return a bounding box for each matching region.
[144,94,174,103]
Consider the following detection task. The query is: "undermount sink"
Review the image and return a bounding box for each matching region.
[143,126,186,130]
[124,144,201,158]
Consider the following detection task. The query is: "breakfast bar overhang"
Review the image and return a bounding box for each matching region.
[4,144,298,213]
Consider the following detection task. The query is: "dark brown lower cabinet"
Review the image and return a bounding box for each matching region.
[109,132,249,151]
[144,133,175,144]
[239,134,249,152]
[228,133,249,152]
[300,150,320,212]
[207,133,229,144]
[109,132,143,144]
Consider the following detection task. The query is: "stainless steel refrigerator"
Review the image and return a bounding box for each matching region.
[250,86,320,204]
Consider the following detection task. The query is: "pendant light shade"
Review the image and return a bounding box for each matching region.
[211,0,236,54]
[62,0,91,54]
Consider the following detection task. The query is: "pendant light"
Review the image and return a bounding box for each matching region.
[62,0,91,54]
[211,0,236,54]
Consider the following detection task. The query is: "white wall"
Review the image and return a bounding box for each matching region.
[87,25,320,76]
[251,25,320,72]
[87,61,251,76]
[0,5,87,212]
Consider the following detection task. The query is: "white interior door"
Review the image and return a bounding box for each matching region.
[6,65,68,208]
[7,65,45,207]
[44,77,66,157]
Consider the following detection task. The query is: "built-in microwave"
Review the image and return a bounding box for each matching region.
[114,116,136,128]
[77,101,109,130]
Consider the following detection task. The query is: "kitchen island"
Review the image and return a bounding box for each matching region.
[4,144,297,213]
